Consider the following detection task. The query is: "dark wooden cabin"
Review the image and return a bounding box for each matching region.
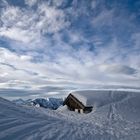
[63,93,93,113]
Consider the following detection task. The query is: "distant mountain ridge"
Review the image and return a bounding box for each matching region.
[12,97,63,110]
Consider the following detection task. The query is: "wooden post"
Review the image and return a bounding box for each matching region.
[80,109,83,114]
[75,109,78,112]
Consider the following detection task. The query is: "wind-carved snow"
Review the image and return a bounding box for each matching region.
[0,89,140,140]
[71,89,139,107]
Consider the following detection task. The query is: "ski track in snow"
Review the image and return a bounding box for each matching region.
[0,90,140,140]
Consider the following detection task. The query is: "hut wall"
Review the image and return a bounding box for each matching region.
[66,97,84,110]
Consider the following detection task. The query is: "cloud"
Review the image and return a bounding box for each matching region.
[0,1,70,44]
[0,0,140,99]
[52,0,65,7]
[0,39,140,97]
[37,3,70,33]
[92,9,114,27]
[25,0,38,7]
[91,0,97,9]
[0,27,36,43]
[100,64,137,75]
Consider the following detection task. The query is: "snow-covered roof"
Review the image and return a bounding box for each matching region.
[71,89,140,107]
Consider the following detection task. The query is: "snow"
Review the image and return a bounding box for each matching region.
[0,89,140,140]
[71,89,140,107]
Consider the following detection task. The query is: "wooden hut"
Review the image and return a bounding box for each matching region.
[63,93,93,113]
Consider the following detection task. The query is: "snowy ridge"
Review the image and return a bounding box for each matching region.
[71,89,140,106]
[0,89,140,140]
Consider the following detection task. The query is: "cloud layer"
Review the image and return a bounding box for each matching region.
[0,0,140,99]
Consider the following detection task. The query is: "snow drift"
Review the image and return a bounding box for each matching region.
[71,89,140,107]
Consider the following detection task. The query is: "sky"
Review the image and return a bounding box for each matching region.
[0,0,140,99]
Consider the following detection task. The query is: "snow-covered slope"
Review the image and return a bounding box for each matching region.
[0,89,140,140]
